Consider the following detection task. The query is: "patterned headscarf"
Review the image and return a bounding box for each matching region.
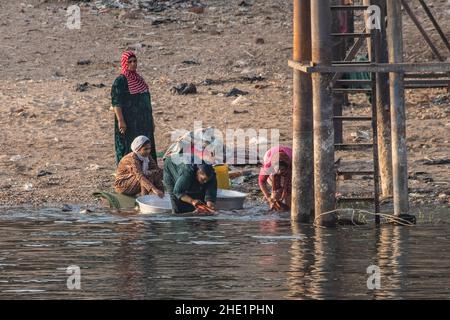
[120,51,149,95]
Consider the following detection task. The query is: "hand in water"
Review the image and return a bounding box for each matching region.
[269,199,289,212]
[193,201,215,214]
[154,189,164,198]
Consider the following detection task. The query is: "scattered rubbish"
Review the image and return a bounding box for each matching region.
[422,158,450,165]
[255,84,269,89]
[233,109,249,114]
[241,75,265,83]
[431,95,449,105]
[9,155,24,162]
[409,171,433,183]
[226,88,249,97]
[351,130,370,142]
[231,96,249,106]
[37,170,52,178]
[171,83,197,95]
[151,18,175,26]
[75,83,89,92]
[75,82,106,92]
[139,2,167,12]
[200,76,265,86]
[79,209,93,214]
[77,59,92,66]
[62,204,73,212]
[92,0,205,13]
[231,176,245,185]
[86,164,104,171]
[182,60,200,65]
[200,79,216,86]
[255,38,265,44]
[23,183,33,192]
[238,1,252,7]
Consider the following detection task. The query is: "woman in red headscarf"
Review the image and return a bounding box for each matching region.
[111,51,157,165]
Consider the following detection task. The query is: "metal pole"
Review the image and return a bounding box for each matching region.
[332,0,344,145]
[292,0,314,222]
[311,0,336,226]
[369,15,381,224]
[386,0,409,216]
[371,0,393,198]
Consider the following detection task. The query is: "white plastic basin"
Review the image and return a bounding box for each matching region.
[136,189,247,214]
[136,194,172,214]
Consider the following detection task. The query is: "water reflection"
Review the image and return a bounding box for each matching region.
[0,206,449,299]
[115,221,149,299]
[373,226,411,299]
[286,223,313,299]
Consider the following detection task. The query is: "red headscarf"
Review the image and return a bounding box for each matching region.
[120,51,149,95]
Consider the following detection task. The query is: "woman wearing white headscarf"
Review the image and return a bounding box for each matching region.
[115,135,164,197]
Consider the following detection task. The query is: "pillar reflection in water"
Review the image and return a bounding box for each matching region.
[373,225,410,299]
[287,223,340,299]
[115,220,150,299]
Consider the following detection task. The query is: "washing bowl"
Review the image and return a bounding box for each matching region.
[215,189,247,210]
[136,189,247,214]
[136,194,172,214]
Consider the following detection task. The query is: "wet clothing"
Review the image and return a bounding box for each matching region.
[163,156,217,213]
[115,152,163,197]
[111,74,156,164]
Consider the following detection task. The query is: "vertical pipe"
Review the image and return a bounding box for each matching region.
[311,0,336,226]
[332,0,344,145]
[370,24,381,223]
[292,0,314,222]
[371,0,393,198]
[386,0,409,216]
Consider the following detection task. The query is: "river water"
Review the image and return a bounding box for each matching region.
[0,205,449,299]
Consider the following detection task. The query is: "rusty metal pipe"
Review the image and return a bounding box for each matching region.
[386,0,409,216]
[291,0,314,222]
[370,0,393,198]
[311,0,336,226]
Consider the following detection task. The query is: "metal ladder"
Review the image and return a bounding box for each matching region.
[330,4,381,217]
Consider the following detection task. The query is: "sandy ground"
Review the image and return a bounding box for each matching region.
[0,0,449,209]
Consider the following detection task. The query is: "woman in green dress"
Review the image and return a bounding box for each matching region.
[111,51,157,165]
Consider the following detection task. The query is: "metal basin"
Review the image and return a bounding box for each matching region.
[215,189,247,211]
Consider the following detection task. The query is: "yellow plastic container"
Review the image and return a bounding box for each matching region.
[214,164,230,189]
